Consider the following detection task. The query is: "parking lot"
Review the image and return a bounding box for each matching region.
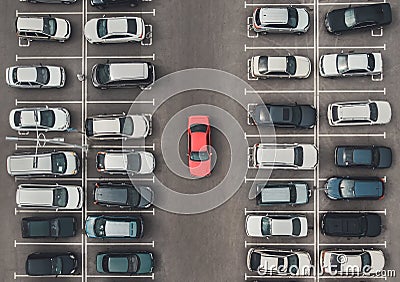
[0,0,399,281]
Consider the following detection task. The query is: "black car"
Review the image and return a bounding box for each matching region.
[26,253,78,276]
[321,212,382,237]
[90,0,139,9]
[335,145,392,169]
[250,103,316,128]
[94,183,154,209]
[21,216,76,238]
[325,3,392,34]
[25,0,76,3]
[324,177,385,200]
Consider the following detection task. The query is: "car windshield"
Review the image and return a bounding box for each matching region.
[97,19,108,38]
[292,218,301,236]
[120,117,134,136]
[339,179,355,198]
[50,219,59,236]
[53,188,68,207]
[96,64,111,84]
[35,67,50,85]
[43,18,57,36]
[287,7,299,28]
[287,254,299,274]
[128,187,141,206]
[39,110,56,128]
[128,255,139,273]
[330,254,342,271]
[294,147,304,166]
[127,153,141,172]
[258,57,269,74]
[190,151,209,162]
[372,148,380,167]
[127,19,138,35]
[261,217,271,236]
[12,68,18,83]
[190,124,208,133]
[289,186,297,203]
[337,55,349,74]
[286,56,297,75]
[331,106,339,121]
[51,153,67,174]
[344,8,357,27]
[94,217,106,236]
[291,107,302,125]
[51,257,63,275]
[369,102,378,122]
[367,54,375,71]
[361,252,372,268]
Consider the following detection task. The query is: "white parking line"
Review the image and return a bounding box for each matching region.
[16,10,83,16]
[87,9,156,16]
[91,145,155,150]
[15,99,83,105]
[245,89,314,95]
[86,176,155,182]
[86,273,154,279]
[15,240,82,247]
[318,1,385,6]
[14,273,82,279]
[319,209,387,215]
[15,208,82,215]
[319,242,387,248]
[245,133,314,138]
[15,99,155,105]
[319,44,386,50]
[245,44,314,51]
[16,55,82,61]
[244,1,314,8]
[14,177,83,182]
[245,209,315,215]
[245,274,315,280]
[87,100,155,105]
[245,177,316,183]
[87,208,155,215]
[87,241,155,247]
[245,241,314,247]
[320,133,386,138]
[87,54,155,60]
[320,89,386,95]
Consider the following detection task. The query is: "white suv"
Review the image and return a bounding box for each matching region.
[7,151,80,177]
[16,184,83,210]
[9,107,70,132]
[252,7,310,34]
[6,65,66,88]
[251,143,318,169]
[327,100,392,126]
[85,113,150,140]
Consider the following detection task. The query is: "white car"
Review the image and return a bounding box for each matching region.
[320,249,385,275]
[247,248,312,276]
[251,143,318,169]
[252,7,310,34]
[86,113,150,140]
[6,65,66,88]
[328,100,391,126]
[245,214,308,237]
[16,184,83,209]
[320,52,382,77]
[96,151,155,174]
[250,55,311,79]
[16,16,71,42]
[7,151,80,177]
[84,17,145,44]
[9,107,70,132]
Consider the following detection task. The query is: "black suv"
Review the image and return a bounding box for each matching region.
[94,183,154,209]
[321,212,382,237]
[22,216,77,238]
[26,253,78,276]
[91,0,139,9]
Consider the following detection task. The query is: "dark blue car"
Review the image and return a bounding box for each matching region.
[325,177,384,200]
[335,145,392,169]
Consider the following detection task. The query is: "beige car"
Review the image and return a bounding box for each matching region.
[250,55,311,79]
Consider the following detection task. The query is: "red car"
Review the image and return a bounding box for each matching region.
[188,116,212,177]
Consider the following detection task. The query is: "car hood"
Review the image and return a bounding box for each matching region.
[320,54,338,76]
[300,144,318,169]
[84,19,100,42]
[64,186,83,209]
[85,217,97,237]
[61,255,77,274]
[137,152,155,174]
[294,56,311,78]
[325,178,341,199]
[294,183,310,204]
[54,18,71,40]
[375,101,391,124]
[297,216,309,237]
[297,8,310,32]
[130,115,150,138]
[299,105,316,128]
[57,217,76,237]
[245,215,264,237]
[189,158,211,178]
[136,253,153,274]
[368,250,385,273]
[365,213,382,237]
[64,152,79,175]
[377,147,392,168]
[138,186,154,208]
[47,66,64,87]
[53,108,70,131]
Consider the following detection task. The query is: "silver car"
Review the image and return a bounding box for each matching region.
[16,16,71,42]
[96,151,155,175]
[245,214,308,237]
[250,55,311,79]
[9,107,70,132]
[327,100,392,126]
[6,65,66,88]
[252,6,310,34]
[320,52,382,77]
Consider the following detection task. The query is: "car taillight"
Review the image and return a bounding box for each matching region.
[379,195,385,200]
[94,201,98,205]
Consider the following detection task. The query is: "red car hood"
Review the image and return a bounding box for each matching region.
[189,158,211,177]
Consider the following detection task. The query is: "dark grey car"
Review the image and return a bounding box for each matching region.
[22,216,76,238]
[256,182,311,206]
[26,253,77,276]
[335,145,392,169]
[94,183,154,208]
[250,103,316,128]
[91,0,139,9]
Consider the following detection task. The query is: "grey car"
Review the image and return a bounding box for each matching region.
[96,252,154,274]
[256,182,311,205]
[335,145,392,169]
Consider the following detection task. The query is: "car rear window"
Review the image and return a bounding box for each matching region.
[261,217,271,236]
[14,111,22,126]
[51,153,67,174]
[291,218,301,236]
[53,188,68,208]
[120,117,134,136]
[258,56,269,74]
[96,153,105,170]
[367,54,375,71]
[127,19,138,35]
[286,56,297,76]
[190,124,208,133]
[254,9,261,26]
[294,147,303,166]
[40,110,56,128]
[97,19,108,38]
[369,102,378,122]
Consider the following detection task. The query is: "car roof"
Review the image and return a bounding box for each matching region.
[16,67,38,82]
[338,103,370,120]
[104,153,127,170]
[267,57,287,72]
[95,186,128,204]
[9,154,52,173]
[257,147,294,164]
[18,189,53,206]
[107,18,129,33]
[105,220,135,237]
[92,118,121,135]
[27,257,52,275]
[260,187,291,203]
[347,54,368,70]
[109,63,148,81]
[17,17,44,31]
[260,8,288,24]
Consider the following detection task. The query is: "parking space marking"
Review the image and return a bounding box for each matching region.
[245,89,314,95]
[87,54,155,60]
[244,2,314,8]
[15,99,83,105]
[15,208,82,215]
[319,209,387,215]
[318,1,386,6]
[245,44,314,51]
[87,100,155,105]
[320,89,386,95]
[245,274,315,280]
[247,17,258,38]
[14,240,82,247]
[247,59,258,81]
[320,133,386,138]
[16,10,83,16]
[245,241,314,247]
[86,176,155,182]
[14,273,82,279]
[86,274,154,279]
[91,144,155,150]
[245,133,314,138]
[319,242,387,248]
[87,208,155,215]
[245,177,316,183]
[245,209,315,214]
[372,73,384,81]
[319,44,386,50]
[372,27,384,37]
[87,241,155,247]
[87,9,156,16]
[16,55,82,61]
[14,177,83,182]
